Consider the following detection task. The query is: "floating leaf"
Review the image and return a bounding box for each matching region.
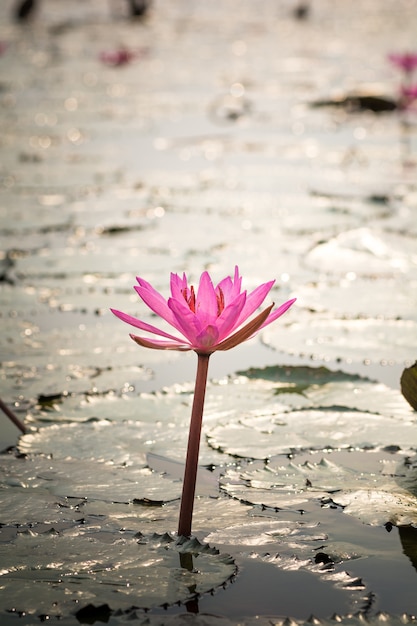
[18,414,226,466]
[220,450,417,526]
[334,489,417,527]
[204,519,323,546]
[304,228,416,277]
[0,530,236,617]
[263,314,416,364]
[0,452,182,508]
[208,407,416,459]
[295,277,417,320]
[0,490,76,528]
[238,365,412,418]
[239,364,365,391]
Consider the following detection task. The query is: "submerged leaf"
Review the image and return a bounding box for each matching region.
[238,365,365,393]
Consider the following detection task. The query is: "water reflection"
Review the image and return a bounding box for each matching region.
[399,526,417,573]
[179,552,199,614]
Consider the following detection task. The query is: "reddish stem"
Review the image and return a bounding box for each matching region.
[177,352,210,537]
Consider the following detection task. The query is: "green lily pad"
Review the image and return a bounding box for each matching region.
[215,366,412,420]
[238,365,365,392]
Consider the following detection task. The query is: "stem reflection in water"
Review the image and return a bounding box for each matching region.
[179,552,199,614]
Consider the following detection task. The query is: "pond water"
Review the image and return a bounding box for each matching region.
[0,0,417,624]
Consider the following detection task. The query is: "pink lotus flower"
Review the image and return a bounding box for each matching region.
[112,267,296,538]
[111,266,296,354]
[388,52,417,74]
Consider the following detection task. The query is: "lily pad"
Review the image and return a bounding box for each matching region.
[18,413,227,466]
[295,277,417,320]
[0,451,182,507]
[334,489,417,527]
[263,314,417,365]
[0,530,236,617]
[226,366,412,418]
[0,489,76,527]
[304,227,416,277]
[17,368,405,466]
[204,519,324,546]
[238,364,365,389]
[220,450,417,526]
[207,406,416,459]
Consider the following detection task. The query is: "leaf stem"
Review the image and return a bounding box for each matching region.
[177,352,210,537]
[0,397,27,434]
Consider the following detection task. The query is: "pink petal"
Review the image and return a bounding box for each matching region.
[134,281,176,327]
[195,271,218,325]
[170,272,188,299]
[215,292,247,340]
[214,304,275,351]
[232,265,243,294]
[168,297,202,344]
[216,266,242,304]
[110,308,185,342]
[195,324,220,349]
[234,280,274,328]
[130,334,191,351]
[258,298,297,330]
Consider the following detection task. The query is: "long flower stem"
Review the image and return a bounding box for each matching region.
[178,352,210,537]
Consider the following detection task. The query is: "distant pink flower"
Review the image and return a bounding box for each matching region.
[400,84,417,108]
[111,267,296,354]
[99,48,136,66]
[388,52,417,74]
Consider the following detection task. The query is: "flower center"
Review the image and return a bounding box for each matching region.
[216,287,225,316]
[182,285,196,312]
[182,285,225,317]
